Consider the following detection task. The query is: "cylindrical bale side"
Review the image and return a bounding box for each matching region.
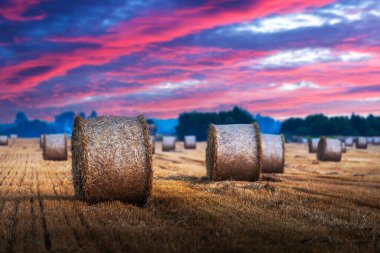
[356,137,368,149]
[71,115,152,204]
[40,134,45,149]
[261,134,285,173]
[308,138,319,153]
[150,135,155,154]
[206,123,262,181]
[0,136,8,146]
[345,137,354,146]
[43,134,68,161]
[184,135,196,149]
[317,137,342,162]
[162,136,176,151]
[341,141,346,153]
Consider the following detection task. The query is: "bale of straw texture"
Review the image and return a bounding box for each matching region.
[184,135,197,149]
[206,123,262,181]
[71,115,152,204]
[150,135,155,154]
[341,141,346,153]
[317,137,342,162]
[308,138,319,153]
[0,136,8,146]
[43,134,68,161]
[162,136,176,151]
[261,134,285,173]
[356,137,368,149]
[345,137,354,146]
[40,134,45,149]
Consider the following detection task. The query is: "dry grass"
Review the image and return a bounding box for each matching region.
[0,139,379,252]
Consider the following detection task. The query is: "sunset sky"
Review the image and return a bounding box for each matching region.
[0,0,379,122]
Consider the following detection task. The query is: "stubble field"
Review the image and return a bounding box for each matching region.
[0,139,379,253]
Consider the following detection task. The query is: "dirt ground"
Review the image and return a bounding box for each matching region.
[0,139,379,253]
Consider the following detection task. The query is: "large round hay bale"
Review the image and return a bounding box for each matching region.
[71,115,152,204]
[261,134,285,173]
[206,123,262,181]
[162,136,176,151]
[317,137,342,162]
[40,134,45,149]
[341,141,346,153]
[184,135,196,149]
[356,137,368,149]
[308,138,319,153]
[43,134,68,161]
[345,137,354,146]
[150,135,155,154]
[0,136,8,146]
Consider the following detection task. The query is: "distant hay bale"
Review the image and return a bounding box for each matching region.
[308,138,319,153]
[184,135,196,149]
[40,134,45,149]
[206,123,262,181]
[162,136,176,151]
[0,136,8,146]
[150,135,155,154]
[261,134,285,173]
[341,141,346,153]
[374,137,380,145]
[317,137,342,162]
[345,137,354,146]
[43,134,68,161]
[71,115,152,204]
[356,137,368,149]
[367,137,374,144]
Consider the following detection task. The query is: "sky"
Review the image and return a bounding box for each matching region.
[0,0,379,122]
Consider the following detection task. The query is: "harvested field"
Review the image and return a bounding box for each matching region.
[0,139,379,252]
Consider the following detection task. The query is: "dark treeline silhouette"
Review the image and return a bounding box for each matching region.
[0,111,97,137]
[176,106,254,141]
[281,114,380,137]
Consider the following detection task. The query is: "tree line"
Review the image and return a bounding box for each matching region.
[280,114,380,137]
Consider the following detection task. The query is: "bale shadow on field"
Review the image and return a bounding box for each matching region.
[0,195,75,202]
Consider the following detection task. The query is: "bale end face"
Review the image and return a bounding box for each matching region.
[0,136,8,146]
[162,136,176,152]
[206,123,262,181]
[71,115,153,204]
[184,135,197,149]
[317,137,342,162]
[43,134,68,161]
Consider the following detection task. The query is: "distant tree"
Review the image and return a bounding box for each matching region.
[15,112,28,125]
[176,106,254,141]
[88,111,97,118]
[79,112,86,119]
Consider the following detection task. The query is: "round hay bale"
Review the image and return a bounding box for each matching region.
[150,135,155,154]
[162,136,176,151]
[261,134,285,173]
[0,136,8,146]
[184,135,196,149]
[308,138,319,153]
[345,137,354,146]
[71,115,152,204]
[356,137,368,149]
[317,137,342,162]
[341,141,346,153]
[206,123,262,181]
[43,134,68,161]
[40,134,45,149]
